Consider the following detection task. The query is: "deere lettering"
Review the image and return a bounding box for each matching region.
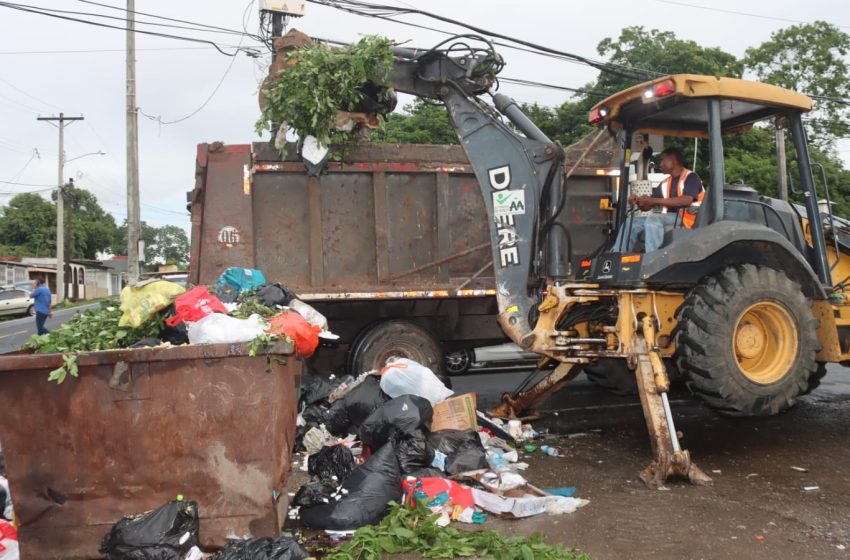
[488,165,520,267]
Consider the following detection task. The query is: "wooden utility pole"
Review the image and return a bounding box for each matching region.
[37,113,83,303]
[126,0,141,283]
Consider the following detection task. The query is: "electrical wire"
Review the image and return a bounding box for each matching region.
[655,0,850,31]
[306,0,661,81]
[499,77,608,98]
[137,0,254,125]
[0,2,258,57]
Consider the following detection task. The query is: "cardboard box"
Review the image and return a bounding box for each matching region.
[431,393,478,432]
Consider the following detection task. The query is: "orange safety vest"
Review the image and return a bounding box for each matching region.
[659,168,705,229]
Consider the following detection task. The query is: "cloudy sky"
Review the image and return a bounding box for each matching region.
[0,0,847,234]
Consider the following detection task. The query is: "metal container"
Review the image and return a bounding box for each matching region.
[0,341,301,559]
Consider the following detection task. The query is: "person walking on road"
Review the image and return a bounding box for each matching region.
[31,276,53,335]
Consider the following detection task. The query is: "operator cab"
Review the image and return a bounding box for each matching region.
[577,74,831,289]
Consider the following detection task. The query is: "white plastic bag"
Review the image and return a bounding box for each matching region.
[379,358,453,406]
[187,313,268,345]
[289,299,329,331]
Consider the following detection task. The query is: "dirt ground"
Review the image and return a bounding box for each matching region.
[288,369,850,560]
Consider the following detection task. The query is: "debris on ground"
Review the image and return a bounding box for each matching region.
[99,499,199,560]
[288,356,588,551]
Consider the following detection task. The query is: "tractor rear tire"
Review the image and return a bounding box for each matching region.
[803,362,828,395]
[674,264,820,416]
[583,359,637,396]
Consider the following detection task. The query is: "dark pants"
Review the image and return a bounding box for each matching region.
[35,312,50,335]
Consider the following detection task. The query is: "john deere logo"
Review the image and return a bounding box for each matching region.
[602,260,612,274]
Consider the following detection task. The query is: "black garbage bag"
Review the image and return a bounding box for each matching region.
[160,322,189,346]
[428,430,488,475]
[299,442,402,530]
[393,429,434,475]
[99,499,199,560]
[359,395,433,449]
[301,403,330,426]
[301,374,337,406]
[212,536,309,560]
[308,444,356,482]
[291,479,338,507]
[255,283,297,307]
[404,467,446,479]
[325,375,388,436]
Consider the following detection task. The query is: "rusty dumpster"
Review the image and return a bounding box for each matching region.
[0,341,302,559]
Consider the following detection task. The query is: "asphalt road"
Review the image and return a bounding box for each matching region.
[0,303,100,354]
[448,364,850,559]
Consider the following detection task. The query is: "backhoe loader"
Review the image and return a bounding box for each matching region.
[342,35,850,487]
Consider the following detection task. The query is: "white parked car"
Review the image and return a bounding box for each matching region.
[0,288,34,317]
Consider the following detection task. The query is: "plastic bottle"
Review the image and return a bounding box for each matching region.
[540,445,560,457]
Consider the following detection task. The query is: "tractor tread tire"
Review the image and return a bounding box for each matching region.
[674,264,820,417]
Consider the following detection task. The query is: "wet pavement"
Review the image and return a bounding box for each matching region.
[445,366,850,559]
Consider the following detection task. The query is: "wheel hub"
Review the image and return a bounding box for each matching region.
[733,301,798,384]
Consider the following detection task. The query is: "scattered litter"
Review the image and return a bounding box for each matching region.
[566,432,591,439]
[302,426,331,455]
[711,470,722,474]
[379,357,454,405]
[308,444,356,482]
[289,298,329,331]
[545,487,577,498]
[187,313,267,345]
[184,546,203,560]
[359,395,433,449]
[427,429,488,475]
[803,485,820,492]
[266,311,322,357]
[755,535,765,542]
[99,499,199,560]
[524,444,538,453]
[746,473,759,478]
[837,544,846,551]
[540,445,560,457]
[790,466,809,473]
[211,536,309,560]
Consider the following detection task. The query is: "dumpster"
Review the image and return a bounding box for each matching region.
[0,341,302,559]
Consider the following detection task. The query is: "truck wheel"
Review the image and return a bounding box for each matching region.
[444,349,473,375]
[583,359,637,396]
[348,320,452,388]
[674,265,819,416]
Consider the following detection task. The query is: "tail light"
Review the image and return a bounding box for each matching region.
[644,78,676,100]
[588,105,609,124]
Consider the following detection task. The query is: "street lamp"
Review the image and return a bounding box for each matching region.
[65,150,106,163]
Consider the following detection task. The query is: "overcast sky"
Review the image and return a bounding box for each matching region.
[1,0,848,235]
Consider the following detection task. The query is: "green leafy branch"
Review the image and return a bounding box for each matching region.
[321,501,590,560]
[257,35,396,148]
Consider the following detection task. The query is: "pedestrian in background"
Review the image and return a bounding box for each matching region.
[31,276,52,335]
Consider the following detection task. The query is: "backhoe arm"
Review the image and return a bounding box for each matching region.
[390,39,569,349]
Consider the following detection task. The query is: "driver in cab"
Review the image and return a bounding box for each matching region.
[622,147,705,252]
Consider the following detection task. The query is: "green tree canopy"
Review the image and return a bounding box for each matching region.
[111,221,189,268]
[0,193,56,257]
[59,186,119,259]
[743,21,850,147]
[371,99,457,144]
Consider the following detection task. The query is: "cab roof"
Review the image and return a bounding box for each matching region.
[589,74,813,138]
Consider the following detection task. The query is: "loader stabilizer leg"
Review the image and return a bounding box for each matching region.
[634,316,712,488]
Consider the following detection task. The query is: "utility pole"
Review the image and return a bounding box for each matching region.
[126,0,141,283]
[37,113,83,304]
[776,122,788,201]
[64,178,74,300]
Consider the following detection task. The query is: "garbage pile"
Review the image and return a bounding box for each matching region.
[23,267,336,382]
[290,357,589,532]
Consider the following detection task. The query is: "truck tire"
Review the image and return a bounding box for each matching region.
[347,320,452,388]
[674,264,819,416]
[803,362,827,395]
[583,359,637,396]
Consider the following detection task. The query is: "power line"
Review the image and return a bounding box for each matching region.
[0,46,246,55]
[138,0,253,125]
[0,2,259,57]
[77,0,262,38]
[306,0,661,81]
[655,0,850,31]
[499,77,607,98]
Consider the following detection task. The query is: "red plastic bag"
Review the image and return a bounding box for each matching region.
[166,286,228,327]
[267,311,321,357]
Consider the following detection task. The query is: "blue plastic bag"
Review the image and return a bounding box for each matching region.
[215,267,266,295]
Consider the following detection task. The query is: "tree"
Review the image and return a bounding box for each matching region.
[371,99,457,144]
[60,186,119,259]
[743,21,850,148]
[0,193,56,256]
[111,221,189,268]
[595,26,743,96]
